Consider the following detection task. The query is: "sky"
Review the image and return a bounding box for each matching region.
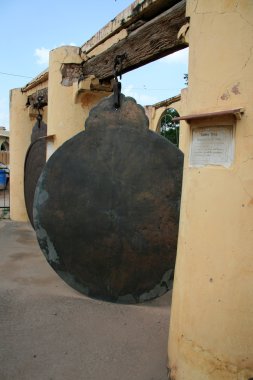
[0,0,188,130]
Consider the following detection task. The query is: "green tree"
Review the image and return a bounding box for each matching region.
[160,108,180,147]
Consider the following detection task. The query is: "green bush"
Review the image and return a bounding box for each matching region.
[160,108,180,147]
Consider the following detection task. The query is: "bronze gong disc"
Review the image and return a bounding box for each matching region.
[34,94,183,303]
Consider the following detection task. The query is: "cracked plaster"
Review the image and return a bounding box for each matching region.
[177,335,253,379]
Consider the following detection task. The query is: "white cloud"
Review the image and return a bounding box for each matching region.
[59,42,77,47]
[34,47,50,65]
[122,84,158,106]
[34,43,77,66]
[162,48,189,64]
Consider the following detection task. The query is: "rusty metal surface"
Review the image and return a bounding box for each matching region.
[24,120,47,228]
[34,94,183,303]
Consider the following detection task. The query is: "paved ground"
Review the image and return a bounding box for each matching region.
[0,220,171,380]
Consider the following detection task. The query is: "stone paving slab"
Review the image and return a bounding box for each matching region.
[0,220,171,380]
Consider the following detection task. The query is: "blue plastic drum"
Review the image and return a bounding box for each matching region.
[0,169,7,190]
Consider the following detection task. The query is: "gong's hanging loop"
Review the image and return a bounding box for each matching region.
[113,54,126,109]
[35,96,44,127]
[114,53,126,80]
[113,79,121,110]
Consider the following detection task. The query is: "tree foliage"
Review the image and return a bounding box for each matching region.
[184,73,188,86]
[160,108,180,147]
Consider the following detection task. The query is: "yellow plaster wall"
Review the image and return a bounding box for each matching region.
[47,46,83,153]
[9,80,48,221]
[9,89,34,221]
[47,46,108,157]
[168,1,253,379]
[10,46,109,221]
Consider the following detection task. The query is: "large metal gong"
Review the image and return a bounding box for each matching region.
[24,120,47,228]
[34,94,183,303]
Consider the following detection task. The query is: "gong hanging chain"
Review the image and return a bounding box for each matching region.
[33,95,45,128]
[113,54,126,109]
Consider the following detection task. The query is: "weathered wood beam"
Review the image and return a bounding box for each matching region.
[81,0,183,54]
[61,0,187,84]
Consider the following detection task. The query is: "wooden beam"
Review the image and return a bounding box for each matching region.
[81,0,183,54]
[61,0,187,84]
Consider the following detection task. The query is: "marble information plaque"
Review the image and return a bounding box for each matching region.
[190,126,234,167]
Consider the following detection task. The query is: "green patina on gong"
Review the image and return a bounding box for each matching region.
[34,94,183,303]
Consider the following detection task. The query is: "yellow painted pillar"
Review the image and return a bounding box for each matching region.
[168,1,253,379]
[47,45,109,157]
[47,46,83,153]
[9,89,33,221]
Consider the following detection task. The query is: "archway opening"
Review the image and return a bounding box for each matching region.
[159,108,180,147]
[1,141,9,151]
